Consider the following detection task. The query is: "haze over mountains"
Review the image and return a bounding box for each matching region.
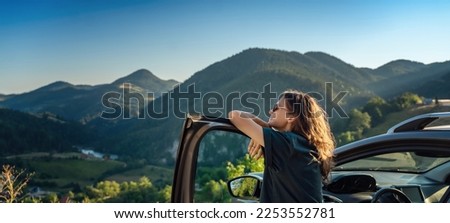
[368,59,450,98]
[0,69,178,122]
[1,48,449,165]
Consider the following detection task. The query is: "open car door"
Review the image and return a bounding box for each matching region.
[171,115,246,202]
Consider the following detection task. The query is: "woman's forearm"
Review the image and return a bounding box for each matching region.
[228,110,266,147]
[252,114,269,128]
[229,110,269,127]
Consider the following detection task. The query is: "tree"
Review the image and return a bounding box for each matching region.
[85,180,121,202]
[195,180,230,203]
[348,109,371,133]
[336,131,360,146]
[157,185,172,203]
[0,164,34,203]
[42,192,59,203]
[394,92,423,110]
[116,176,159,202]
[362,97,389,126]
[226,154,264,179]
[335,109,371,146]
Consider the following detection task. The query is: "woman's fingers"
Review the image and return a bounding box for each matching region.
[254,149,264,160]
[247,139,263,159]
[247,139,256,153]
[247,139,255,153]
[248,140,257,156]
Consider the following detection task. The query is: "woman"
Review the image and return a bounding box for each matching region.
[228,90,335,202]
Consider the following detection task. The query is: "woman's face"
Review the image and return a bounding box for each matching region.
[268,98,292,131]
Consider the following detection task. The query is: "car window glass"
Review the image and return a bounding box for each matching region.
[425,117,450,130]
[193,130,249,202]
[337,151,450,173]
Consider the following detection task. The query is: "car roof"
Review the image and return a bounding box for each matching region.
[339,112,450,149]
[387,112,450,133]
[335,112,450,164]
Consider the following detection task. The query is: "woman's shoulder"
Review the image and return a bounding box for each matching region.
[282,131,317,153]
[264,128,310,147]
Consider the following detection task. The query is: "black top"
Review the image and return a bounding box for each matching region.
[260,127,323,203]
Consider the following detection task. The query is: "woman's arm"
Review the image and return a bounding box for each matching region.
[228,110,267,147]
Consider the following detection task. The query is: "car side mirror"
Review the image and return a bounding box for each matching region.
[227,175,262,201]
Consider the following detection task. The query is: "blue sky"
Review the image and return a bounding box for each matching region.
[1,0,450,94]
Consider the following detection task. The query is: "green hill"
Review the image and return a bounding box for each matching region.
[411,71,450,98]
[94,48,450,166]
[368,60,450,98]
[2,48,450,168]
[0,69,179,122]
[0,108,93,156]
[372,59,426,78]
[99,48,379,166]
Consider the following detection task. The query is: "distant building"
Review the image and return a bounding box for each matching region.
[424,98,450,106]
[76,146,119,160]
[26,187,53,199]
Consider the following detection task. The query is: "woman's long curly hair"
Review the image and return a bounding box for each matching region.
[281,90,336,181]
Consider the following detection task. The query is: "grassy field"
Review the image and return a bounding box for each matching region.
[3,152,173,193]
[24,158,125,190]
[105,165,173,187]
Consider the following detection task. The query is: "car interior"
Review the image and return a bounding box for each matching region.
[227,167,450,203]
[225,144,450,203]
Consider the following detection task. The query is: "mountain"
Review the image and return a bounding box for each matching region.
[3,48,450,166]
[183,48,376,108]
[304,51,380,85]
[99,48,382,165]
[110,48,450,166]
[112,69,178,92]
[372,59,426,78]
[368,60,450,97]
[410,69,450,98]
[0,94,5,102]
[0,108,93,156]
[0,69,179,122]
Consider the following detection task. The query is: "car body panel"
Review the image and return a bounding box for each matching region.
[171,115,242,202]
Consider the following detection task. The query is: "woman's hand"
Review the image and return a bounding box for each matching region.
[228,110,266,148]
[248,139,264,160]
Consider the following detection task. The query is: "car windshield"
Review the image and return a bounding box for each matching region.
[336,152,450,173]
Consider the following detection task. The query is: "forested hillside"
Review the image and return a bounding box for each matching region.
[0,108,93,156]
[1,48,449,167]
[82,48,450,166]
[368,60,450,97]
[0,69,178,122]
[1,48,449,203]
